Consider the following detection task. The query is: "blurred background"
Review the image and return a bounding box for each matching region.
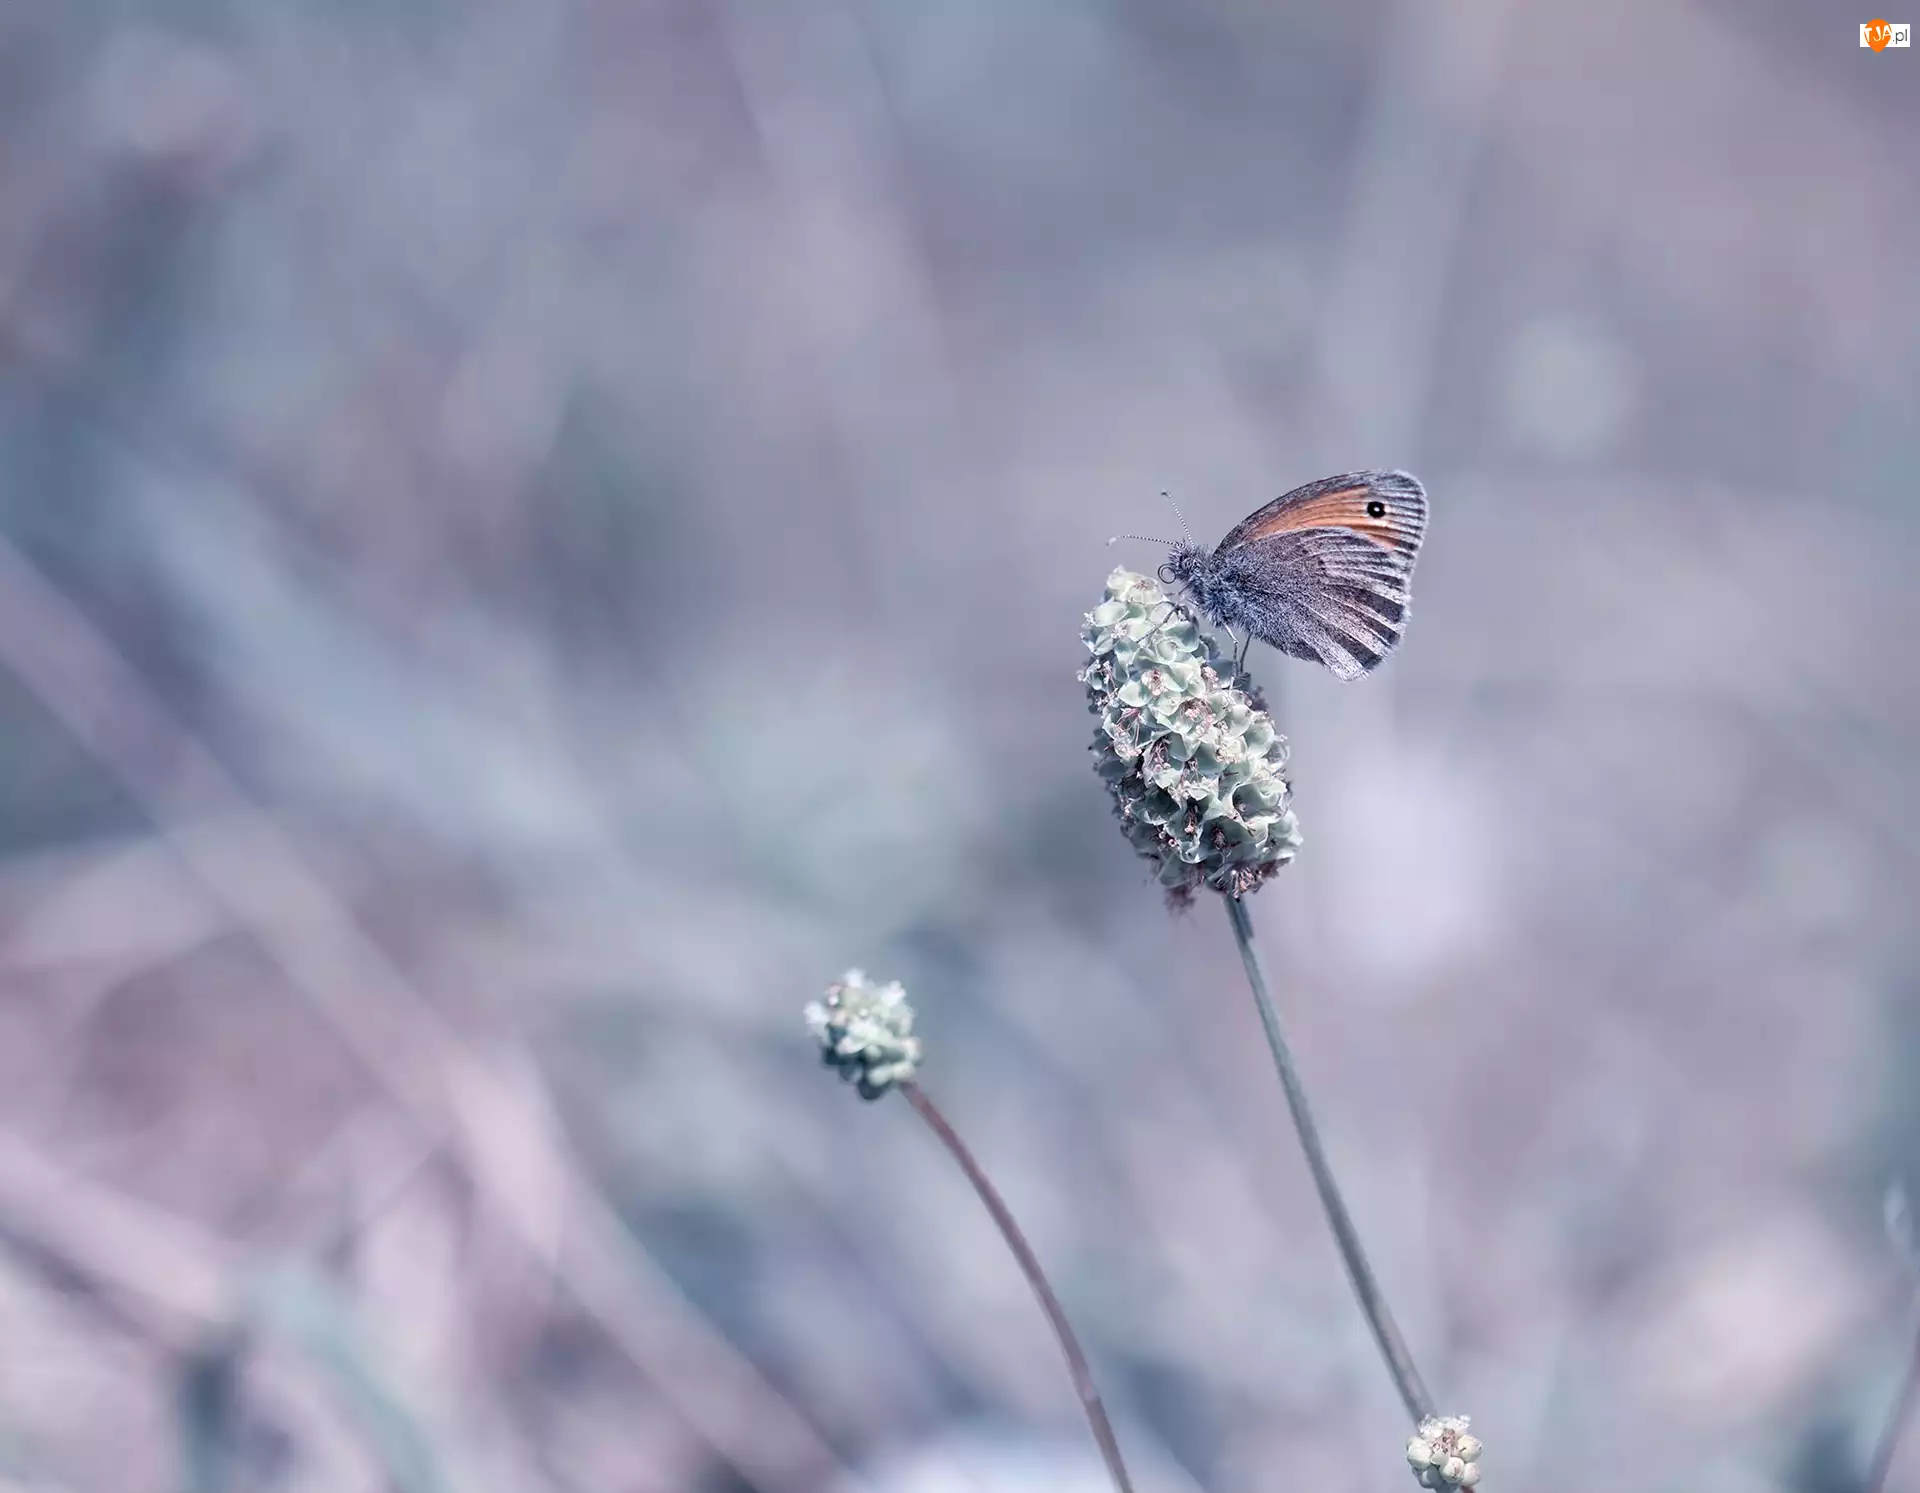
[0,1,1916,1489]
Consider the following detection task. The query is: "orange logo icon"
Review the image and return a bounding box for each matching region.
[1865,17,1893,47]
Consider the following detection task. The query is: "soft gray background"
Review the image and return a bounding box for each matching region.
[0,1,1915,1490]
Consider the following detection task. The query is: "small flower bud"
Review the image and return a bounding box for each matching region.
[805,970,922,1100]
[1408,1414,1480,1488]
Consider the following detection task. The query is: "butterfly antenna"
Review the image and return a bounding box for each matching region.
[1160,490,1194,545]
[1106,532,1177,549]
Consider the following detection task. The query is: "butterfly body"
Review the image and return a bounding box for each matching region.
[1161,470,1428,681]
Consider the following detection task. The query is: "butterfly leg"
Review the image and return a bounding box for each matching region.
[1218,623,1247,669]
[1234,631,1252,674]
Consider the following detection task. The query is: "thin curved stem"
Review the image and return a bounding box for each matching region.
[1866,1311,1920,1493]
[1224,894,1435,1424]
[899,1081,1137,1493]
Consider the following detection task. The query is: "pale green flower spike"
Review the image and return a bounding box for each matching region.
[1406,1415,1482,1488]
[805,969,922,1100]
[1080,568,1302,902]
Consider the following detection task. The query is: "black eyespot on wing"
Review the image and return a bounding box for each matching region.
[1214,470,1427,555]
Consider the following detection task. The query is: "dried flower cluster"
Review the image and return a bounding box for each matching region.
[1406,1415,1482,1488]
[1079,568,1301,902]
[808,572,1481,1492]
[804,969,922,1100]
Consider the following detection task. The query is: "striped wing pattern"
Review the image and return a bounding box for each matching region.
[1220,471,1427,681]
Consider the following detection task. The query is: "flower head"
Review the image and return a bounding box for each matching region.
[1080,568,1301,903]
[805,969,922,1100]
[1406,1415,1482,1488]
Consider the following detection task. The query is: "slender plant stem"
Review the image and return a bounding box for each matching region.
[899,1081,1137,1493]
[1866,1312,1920,1493]
[1223,894,1436,1425]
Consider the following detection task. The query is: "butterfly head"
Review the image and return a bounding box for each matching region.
[1160,540,1246,629]
[1111,524,1214,600]
[1157,541,1207,591]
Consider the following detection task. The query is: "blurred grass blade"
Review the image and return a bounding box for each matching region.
[1887,1182,1920,1285]
[176,1329,246,1493]
[244,1267,457,1493]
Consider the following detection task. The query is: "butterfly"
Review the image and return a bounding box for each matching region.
[1118,471,1428,681]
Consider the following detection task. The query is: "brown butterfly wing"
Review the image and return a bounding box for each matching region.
[1216,470,1426,556]
[1216,471,1427,680]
